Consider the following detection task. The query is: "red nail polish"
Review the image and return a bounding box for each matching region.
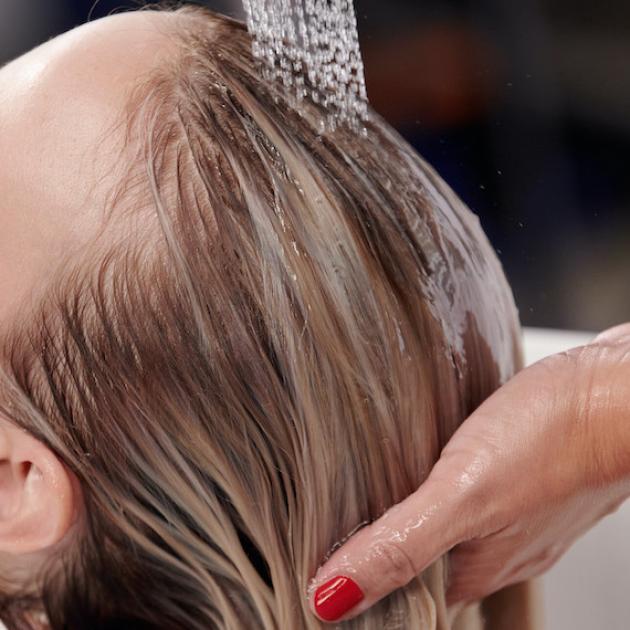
[314,575,364,621]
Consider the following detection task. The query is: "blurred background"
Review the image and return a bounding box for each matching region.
[2,0,628,332]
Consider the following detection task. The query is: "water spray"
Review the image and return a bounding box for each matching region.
[242,0,369,133]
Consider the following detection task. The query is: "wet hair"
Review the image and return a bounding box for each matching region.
[0,4,529,629]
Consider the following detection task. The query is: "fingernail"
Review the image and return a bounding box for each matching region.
[314,575,364,622]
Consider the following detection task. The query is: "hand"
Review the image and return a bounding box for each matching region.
[308,324,630,623]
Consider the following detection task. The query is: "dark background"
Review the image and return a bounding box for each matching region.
[2,0,628,332]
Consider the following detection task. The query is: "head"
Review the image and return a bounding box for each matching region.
[0,4,521,629]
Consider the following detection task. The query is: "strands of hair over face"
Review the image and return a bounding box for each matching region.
[0,4,527,629]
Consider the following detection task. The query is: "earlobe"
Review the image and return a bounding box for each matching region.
[0,421,79,555]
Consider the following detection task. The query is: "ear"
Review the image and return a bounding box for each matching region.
[0,420,79,555]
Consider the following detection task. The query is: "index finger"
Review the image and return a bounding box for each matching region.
[307,466,472,623]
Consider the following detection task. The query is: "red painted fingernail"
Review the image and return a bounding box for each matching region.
[314,575,364,621]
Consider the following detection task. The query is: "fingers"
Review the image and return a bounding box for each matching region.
[446,540,564,607]
[307,468,471,623]
[445,540,508,607]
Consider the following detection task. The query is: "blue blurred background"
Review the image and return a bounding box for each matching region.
[2,0,628,331]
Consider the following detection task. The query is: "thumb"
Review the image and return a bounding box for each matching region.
[307,460,473,623]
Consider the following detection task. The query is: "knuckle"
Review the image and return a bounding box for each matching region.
[462,483,489,523]
[453,470,506,539]
[371,540,419,588]
[533,546,561,574]
[535,554,559,575]
[593,323,630,345]
[511,547,559,580]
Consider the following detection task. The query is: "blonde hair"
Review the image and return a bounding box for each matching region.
[0,5,531,629]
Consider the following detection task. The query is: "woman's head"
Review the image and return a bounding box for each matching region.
[0,4,521,629]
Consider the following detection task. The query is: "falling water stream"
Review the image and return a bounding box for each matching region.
[242,0,369,132]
